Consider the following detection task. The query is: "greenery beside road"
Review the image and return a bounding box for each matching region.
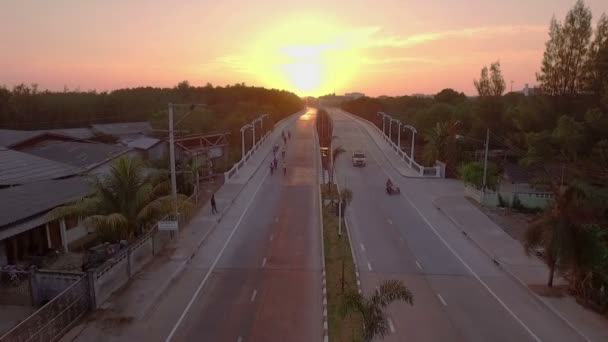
[321,184,364,341]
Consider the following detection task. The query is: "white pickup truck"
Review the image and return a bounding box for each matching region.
[352,151,366,167]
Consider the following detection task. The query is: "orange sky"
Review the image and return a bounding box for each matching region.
[1,0,607,96]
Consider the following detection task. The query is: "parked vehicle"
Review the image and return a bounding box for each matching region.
[352,151,366,167]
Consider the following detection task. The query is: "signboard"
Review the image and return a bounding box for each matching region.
[158,221,178,231]
[209,146,223,158]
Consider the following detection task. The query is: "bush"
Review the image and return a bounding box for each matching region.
[458,161,500,190]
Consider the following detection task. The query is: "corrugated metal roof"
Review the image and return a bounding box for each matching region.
[0,130,42,147]
[91,122,152,137]
[21,141,129,170]
[0,177,93,227]
[0,148,80,186]
[124,137,161,150]
[0,128,95,147]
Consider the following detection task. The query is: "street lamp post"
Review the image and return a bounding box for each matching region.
[240,124,253,159]
[403,124,417,166]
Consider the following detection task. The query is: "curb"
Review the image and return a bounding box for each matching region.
[432,198,592,342]
[313,117,329,342]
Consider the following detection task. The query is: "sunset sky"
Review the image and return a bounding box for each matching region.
[1,0,607,96]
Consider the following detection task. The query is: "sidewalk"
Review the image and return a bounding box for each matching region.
[331,109,421,178]
[434,195,608,342]
[61,113,300,341]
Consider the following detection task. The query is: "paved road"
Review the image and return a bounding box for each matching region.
[161,110,323,342]
[330,109,586,342]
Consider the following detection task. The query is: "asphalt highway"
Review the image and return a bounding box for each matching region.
[330,109,586,342]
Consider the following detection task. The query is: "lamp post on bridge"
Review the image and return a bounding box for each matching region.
[240,123,253,160]
[403,124,417,166]
[377,112,389,135]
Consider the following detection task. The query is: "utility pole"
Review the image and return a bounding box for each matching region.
[482,128,490,190]
[168,104,178,221]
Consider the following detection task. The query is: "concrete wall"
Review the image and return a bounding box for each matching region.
[465,184,554,209]
[31,270,82,306]
[129,236,153,275]
[92,251,130,306]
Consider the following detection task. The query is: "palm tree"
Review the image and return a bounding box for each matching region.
[341,279,413,342]
[50,157,192,242]
[423,120,460,166]
[523,181,606,287]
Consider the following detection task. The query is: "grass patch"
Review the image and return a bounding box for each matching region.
[321,184,364,341]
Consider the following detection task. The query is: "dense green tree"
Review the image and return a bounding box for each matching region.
[585,14,608,97]
[435,88,467,105]
[474,61,505,97]
[537,0,593,95]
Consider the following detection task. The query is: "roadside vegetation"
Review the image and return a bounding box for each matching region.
[321,183,363,341]
[341,0,608,315]
[50,156,192,243]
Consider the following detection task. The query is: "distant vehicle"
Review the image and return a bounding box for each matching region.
[352,151,366,167]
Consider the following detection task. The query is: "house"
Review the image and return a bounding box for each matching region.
[0,147,79,187]
[0,177,93,265]
[16,138,136,177]
[121,136,167,161]
[91,122,153,141]
[0,128,95,147]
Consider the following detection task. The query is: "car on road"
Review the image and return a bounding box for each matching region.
[352,151,366,167]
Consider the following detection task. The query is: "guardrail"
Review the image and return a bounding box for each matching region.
[341,110,444,178]
[223,110,303,183]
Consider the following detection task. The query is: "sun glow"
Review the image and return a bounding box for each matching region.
[227,15,362,96]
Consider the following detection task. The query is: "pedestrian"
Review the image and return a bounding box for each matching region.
[211,193,218,214]
[274,157,278,169]
[270,161,274,175]
[281,148,285,159]
[283,161,287,176]
[288,130,291,139]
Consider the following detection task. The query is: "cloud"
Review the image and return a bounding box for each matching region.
[365,25,546,48]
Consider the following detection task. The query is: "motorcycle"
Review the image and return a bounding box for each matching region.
[386,184,400,195]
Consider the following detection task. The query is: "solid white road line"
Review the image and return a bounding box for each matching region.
[261,257,267,267]
[351,118,543,342]
[415,260,423,270]
[367,262,373,271]
[250,289,257,302]
[360,243,365,252]
[388,318,396,333]
[437,294,447,306]
[164,164,271,342]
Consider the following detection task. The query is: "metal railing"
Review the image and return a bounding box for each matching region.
[0,275,90,342]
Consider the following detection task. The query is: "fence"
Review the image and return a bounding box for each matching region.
[464,185,554,209]
[224,131,270,182]
[0,275,90,342]
[0,270,32,306]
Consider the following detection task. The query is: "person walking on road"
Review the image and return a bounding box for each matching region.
[281,147,286,159]
[273,157,278,169]
[270,161,274,175]
[211,193,218,214]
[283,161,287,176]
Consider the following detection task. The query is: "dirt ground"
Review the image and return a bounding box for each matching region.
[465,197,539,244]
